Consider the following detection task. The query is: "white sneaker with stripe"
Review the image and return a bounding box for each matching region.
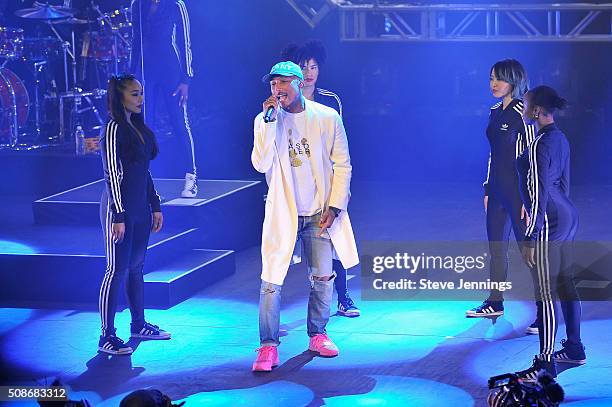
[553,339,586,365]
[98,334,133,355]
[130,322,171,340]
[465,300,504,317]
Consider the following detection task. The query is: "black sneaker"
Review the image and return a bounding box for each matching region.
[337,296,360,317]
[554,339,586,365]
[130,322,171,340]
[516,355,557,382]
[525,319,539,335]
[98,334,133,355]
[465,300,504,317]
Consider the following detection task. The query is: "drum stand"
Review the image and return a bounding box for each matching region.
[58,88,105,142]
[48,22,104,144]
[31,60,47,139]
[0,58,19,149]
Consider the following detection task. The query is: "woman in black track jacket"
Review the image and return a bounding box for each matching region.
[98,73,171,355]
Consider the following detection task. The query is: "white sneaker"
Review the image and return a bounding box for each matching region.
[181,172,198,198]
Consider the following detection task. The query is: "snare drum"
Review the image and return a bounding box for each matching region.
[0,68,29,138]
[0,27,24,59]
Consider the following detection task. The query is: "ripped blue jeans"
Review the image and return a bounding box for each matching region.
[259,213,335,346]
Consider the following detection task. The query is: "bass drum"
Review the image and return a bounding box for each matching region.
[0,68,29,139]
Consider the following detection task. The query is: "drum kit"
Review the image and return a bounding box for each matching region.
[0,2,133,151]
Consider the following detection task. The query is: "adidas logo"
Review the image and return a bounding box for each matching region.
[500,123,509,131]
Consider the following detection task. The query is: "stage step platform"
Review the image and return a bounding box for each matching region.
[1,178,264,309]
[33,179,265,250]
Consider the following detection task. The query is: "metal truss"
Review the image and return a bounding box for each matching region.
[326,2,612,42]
[284,0,335,28]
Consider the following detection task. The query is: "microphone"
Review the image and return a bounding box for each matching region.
[263,96,280,123]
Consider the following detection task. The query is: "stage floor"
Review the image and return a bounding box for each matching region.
[1,182,611,406]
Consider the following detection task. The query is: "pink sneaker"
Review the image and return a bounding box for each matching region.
[252,345,279,372]
[308,334,339,357]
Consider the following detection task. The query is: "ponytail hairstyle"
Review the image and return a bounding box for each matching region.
[107,73,159,159]
[491,58,529,99]
[528,85,568,115]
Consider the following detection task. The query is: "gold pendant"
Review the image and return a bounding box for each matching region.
[291,157,302,167]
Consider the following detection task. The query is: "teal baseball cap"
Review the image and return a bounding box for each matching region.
[262,61,304,83]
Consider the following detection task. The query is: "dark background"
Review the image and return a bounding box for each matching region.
[2,0,611,185]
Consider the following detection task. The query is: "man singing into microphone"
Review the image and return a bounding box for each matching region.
[251,61,359,371]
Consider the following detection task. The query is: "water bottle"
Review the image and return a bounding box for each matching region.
[75,125,85,155]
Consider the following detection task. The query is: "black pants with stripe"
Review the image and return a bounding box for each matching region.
[486,189,526,302]
[533,239,581,359]
[99,203,150,337]
[333,259,350,303]
[144,71,197,177]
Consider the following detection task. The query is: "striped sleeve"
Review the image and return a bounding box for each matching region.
[521,122,536,154]
[101,121,126,223]
[483,152,491,196]
[524,135,550,245]
[173,0,194,82]
[515,122,533,159]
[317,88,343,118]
[513,100,535,157]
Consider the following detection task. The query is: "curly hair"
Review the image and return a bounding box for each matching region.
[280,43,301,64]
[281,40,327,66]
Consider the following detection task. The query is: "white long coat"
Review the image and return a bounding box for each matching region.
[251,99,359,285]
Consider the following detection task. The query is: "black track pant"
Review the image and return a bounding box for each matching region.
[99,202,151,337]
[145,73,196,176]
[533,238,581,360]
[333,259,350,303]
[486,191,526,302]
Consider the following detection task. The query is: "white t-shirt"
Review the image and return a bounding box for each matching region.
[280,110,321,216]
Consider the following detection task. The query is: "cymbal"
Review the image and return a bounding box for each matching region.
[50,17,93,25]
[15,5,76,20]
